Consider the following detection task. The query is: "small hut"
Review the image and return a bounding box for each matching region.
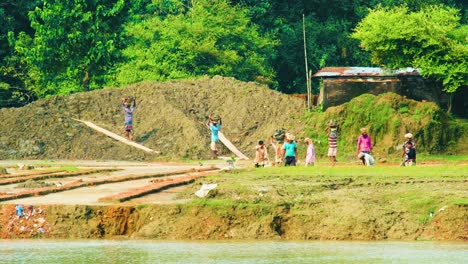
[312,67,439,109]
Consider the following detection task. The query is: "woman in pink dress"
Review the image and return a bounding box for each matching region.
[304,138,315,166]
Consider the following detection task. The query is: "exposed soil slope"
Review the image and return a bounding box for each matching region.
[0,76,305,160]
[0,76,465,161]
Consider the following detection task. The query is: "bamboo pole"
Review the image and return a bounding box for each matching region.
[303,14,311,110]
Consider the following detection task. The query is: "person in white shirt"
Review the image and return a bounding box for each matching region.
[358,152,375,166]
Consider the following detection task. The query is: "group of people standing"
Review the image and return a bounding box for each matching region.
[253,120,417,168]
[121,105,416,167]
[254,130,310,167]
[326,122,416,167]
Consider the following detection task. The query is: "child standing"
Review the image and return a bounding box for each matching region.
[403,141,416,166]
[121,96,137,141]
[254,140,268,168]
[15,204,24,218]
[304,138,315,166]
[401,133,416,166]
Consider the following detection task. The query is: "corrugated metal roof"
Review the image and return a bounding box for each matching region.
[312,67,420,77]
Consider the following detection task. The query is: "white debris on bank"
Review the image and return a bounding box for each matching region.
[195,183,218,198]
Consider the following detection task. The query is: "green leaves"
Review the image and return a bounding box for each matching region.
[1,0,465,104]
[352,4,467,93]
[116,0,277,86]
[13,0,129,96]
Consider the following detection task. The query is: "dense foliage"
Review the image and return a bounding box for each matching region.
[352,5,467,94]
[0,0,466,107]
[115,0,277,86]
[14,0,128,97]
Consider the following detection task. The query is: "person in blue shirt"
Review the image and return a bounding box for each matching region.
[282,133,298,166]
[206,115,222,157]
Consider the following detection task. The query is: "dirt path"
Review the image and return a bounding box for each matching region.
[0,160,227,205]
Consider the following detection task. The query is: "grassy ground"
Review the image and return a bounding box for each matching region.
[172,164,467,239]
[1,160,465,240]
[416,154,468,161]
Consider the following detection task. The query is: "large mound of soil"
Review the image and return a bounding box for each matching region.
[0,76,305,160]
[1,76,465,161]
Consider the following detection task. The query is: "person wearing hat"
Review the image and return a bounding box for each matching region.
[401,133,416,166]
[206,115,222,157]
[357,127,372,165]
[282,133,298,166]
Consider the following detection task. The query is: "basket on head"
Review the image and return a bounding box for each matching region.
[328,119,338,127]
[210,114,221,123]
[124,96,135,104]
[274,129,286,143]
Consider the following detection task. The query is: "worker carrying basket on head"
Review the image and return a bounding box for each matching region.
[206,114,222,157]
[270,129,286,166]
[121,95,137,141]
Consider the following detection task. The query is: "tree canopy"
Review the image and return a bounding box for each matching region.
[13,0,128,97]
[116,0,277,86]
[0,0,466,107]
[352,4,467,94]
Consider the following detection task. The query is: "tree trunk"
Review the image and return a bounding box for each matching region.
[446,93,453,114]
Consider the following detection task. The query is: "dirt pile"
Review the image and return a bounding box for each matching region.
[0,76,305,160]
[0,76,465,161]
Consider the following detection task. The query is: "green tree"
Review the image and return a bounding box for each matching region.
[0,1,40,107]
[116,0,277,86]
[13,0,127,97]
[352,5,467,112]
[234,0,466,94]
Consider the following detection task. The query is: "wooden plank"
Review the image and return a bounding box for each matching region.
[72,118,160,154]
[218,131,249,160]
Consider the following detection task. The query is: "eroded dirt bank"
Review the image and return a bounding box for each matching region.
[1,203,466,241]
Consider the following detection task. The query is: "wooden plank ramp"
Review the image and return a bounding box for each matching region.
[72,118,160,154]
[218,131,249,160]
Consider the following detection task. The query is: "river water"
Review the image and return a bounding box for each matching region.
[0,240,466,264]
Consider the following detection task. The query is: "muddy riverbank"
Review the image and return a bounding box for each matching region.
[0,202,466,241]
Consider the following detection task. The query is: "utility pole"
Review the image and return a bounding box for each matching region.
[303,14,311,110]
